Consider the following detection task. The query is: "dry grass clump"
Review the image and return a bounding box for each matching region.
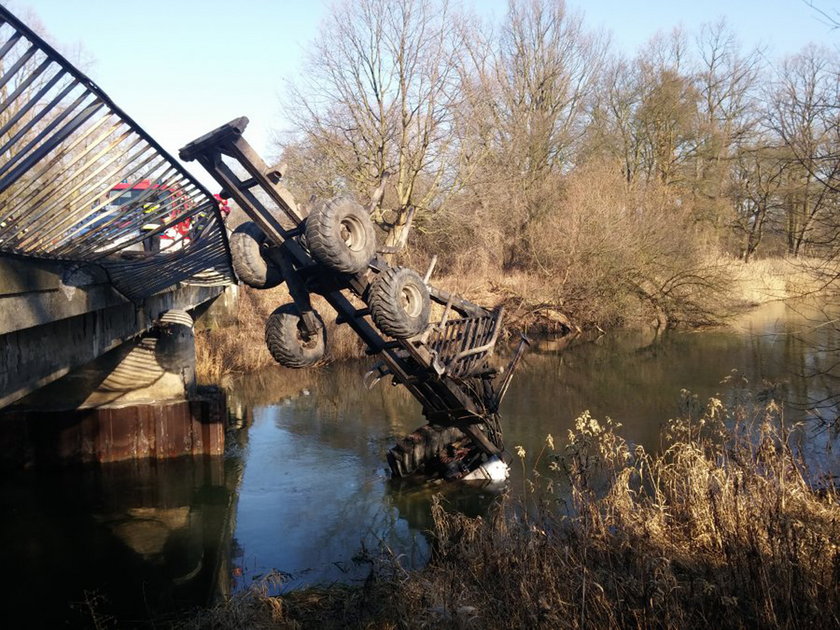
[399,397,839,629]
[195,286,279,382]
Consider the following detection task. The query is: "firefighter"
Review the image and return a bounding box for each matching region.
[141,194,163,253]
[215,193,231,221]
[161,210,192,251]
[189,194,230,242]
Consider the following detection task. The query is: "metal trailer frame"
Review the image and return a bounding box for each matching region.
[180,117,526,475]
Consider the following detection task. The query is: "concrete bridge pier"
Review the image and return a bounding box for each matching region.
[87,309,198,405]
[0,309,227,468]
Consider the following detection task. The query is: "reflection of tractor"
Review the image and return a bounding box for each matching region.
[180,118,527,481]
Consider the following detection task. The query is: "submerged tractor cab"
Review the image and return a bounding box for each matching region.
[180,117,527,481]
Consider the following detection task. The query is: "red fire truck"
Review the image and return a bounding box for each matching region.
[107,180,193,252]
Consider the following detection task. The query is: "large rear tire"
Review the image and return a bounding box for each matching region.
[305,197,376,274]
[369,266,430,338]
[230,221,283,289]
[265,304,326,368]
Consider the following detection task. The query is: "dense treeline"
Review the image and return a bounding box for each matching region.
[276,0,838,328]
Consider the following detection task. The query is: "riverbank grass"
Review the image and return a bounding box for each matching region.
[184,391,839,629]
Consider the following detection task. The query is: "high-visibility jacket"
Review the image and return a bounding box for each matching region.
[141,203,161,232]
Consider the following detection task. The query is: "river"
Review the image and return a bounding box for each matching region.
[2,301,838,627]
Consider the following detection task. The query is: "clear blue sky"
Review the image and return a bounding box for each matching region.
[2,0,835,188]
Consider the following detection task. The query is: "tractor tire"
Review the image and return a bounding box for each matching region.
[369,266,431,338]
[305,197,376,274]
[265,304,326,368]
[230,221,283,289]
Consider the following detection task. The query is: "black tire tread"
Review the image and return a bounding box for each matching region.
[305,197,375,274]
[265,304,325,368]
[369,266,431,338]
[230,221,283,289]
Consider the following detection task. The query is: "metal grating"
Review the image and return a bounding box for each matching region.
[427,310,503,378]
[0,7,234,301]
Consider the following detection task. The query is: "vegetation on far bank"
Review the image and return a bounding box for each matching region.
[201,0,840,380]
[183,391,839,629]
[268,0,840,334]
[196,255,808,382]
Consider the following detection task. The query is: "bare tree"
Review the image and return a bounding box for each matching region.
[494,0,603,180]
[691,20,763,228]
[767,45,840,255]
[731,144,787,261]
[804,0,840,30]
[281,0,465,245]
[447,0,606,269]
[588,29,699,188]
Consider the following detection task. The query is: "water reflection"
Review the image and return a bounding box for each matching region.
[387,478,506,533]
[0,456,239,628]
[500,301,840,487]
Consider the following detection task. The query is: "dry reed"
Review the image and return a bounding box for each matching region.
[183,388,838,629]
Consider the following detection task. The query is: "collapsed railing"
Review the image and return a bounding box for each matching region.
[0,7,233,301]
[181,117,526,479]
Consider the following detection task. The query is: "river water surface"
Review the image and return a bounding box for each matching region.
[2,302,838,627]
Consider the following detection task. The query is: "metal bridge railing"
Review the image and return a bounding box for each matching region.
[0,7,234,301]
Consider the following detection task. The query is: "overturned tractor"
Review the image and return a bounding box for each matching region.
[180,118,526,481]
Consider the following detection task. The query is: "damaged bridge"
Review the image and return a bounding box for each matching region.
[0,6,525,477]
[0,7,234,462]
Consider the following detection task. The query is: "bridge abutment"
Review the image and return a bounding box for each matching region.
[0,309,226,468]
